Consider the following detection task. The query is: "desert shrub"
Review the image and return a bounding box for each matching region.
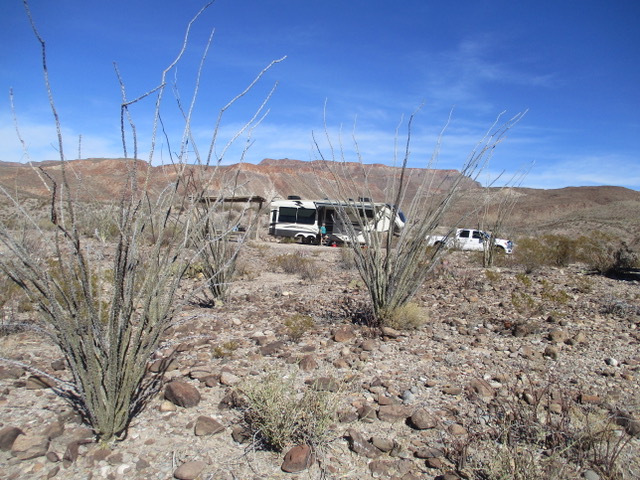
[515,234,579,273]
[212,340,239,359]
[484,269,501,284]
[338,246,357,270]
[576,231,618,274]
[574,231,639,275]
[540,279,570,305]
[241,372,339,451]
[462,378,638,480]
[378,302,428,330]
[515,272,533,287]
[511,291,538,315]
[514,237,548,273]
[274,252,319,280]
[283,314,315,342]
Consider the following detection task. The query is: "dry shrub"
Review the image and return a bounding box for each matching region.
[576,231,639,275]
[458,377,639,480]
[283,314,315,342]
[274,252,319,280]
[379,302,428,330]
[240,372,340,451]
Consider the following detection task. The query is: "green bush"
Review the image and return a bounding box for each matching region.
[283,314,315,342]
[576,231,639,274]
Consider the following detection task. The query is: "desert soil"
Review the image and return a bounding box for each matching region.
[0,241,639,480]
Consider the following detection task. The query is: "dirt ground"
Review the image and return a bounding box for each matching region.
[0,240,639,479]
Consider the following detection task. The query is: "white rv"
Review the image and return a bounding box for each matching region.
[268,198,406,245]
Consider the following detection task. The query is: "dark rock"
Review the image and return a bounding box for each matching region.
[51,358,66,371]
[231,425,251,444]
[614,410,640,437]
[414,446,444,459]
[11,433,50,460]
[165,381,201,408]
[368,458,414,478]
[281,444,315,473]
[26,375,56,389]
[194,416,224,436]
[370,435,396,452]
[174,460,207,480]
[357,404,377,423]
[345,428,381,458]
[333,325,356,343]
[409,409,437,430]
[378,404,412,423]
[442,386,463,395]
[298,354,318,371]
[259,340,286,356]
[0,426,24,451]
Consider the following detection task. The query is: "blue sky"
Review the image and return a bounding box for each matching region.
[1,1,639,190]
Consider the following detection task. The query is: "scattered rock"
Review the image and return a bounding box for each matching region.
[377,404,412,423]
[298,354,318,371]
[259,340,286,356]
[0,426,24,451]
[174,460,207,480]
[219,371,240,386]
[194,416,224,436]
[333,326,356,343]
[345,428,381,458]
[165,381,201,408]
[409,409,437,430]
[613,410,640,437]
[281,444,315,473]
[11,433,50,460]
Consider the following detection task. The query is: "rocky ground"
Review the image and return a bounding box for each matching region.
[1,241,639,480]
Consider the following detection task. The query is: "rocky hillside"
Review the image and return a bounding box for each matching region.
[1,158,639,242]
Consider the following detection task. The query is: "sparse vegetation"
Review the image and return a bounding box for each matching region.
[378,302,428,331]
[0,1,282,443]
[240,372,340,451]
[273,251,319,280]
[283,313,315,342]
[313,109,525,327]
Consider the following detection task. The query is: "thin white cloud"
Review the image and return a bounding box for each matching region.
[0,114,125,163]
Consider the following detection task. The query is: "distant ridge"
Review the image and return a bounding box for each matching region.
[0,158,638,242]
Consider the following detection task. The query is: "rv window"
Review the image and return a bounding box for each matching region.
[297,208,316,225]
[279,207,297,223]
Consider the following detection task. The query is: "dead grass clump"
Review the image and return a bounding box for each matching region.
[240,372,340,452]
[379,302,428,331]
[453,377,639,480]
[274,252,319,280]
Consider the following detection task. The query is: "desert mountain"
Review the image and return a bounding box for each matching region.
[0,157,638,241]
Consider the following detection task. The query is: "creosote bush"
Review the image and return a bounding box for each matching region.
[283,314,315,342]
[240,372,340,451]
[515,232,640,275]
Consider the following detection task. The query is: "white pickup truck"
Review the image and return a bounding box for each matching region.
[426,228,513,254]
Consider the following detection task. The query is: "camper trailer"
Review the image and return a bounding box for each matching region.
[268,198,406,245]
